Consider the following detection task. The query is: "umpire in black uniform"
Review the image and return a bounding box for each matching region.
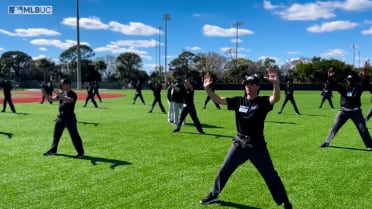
[200,68,292,209]
[1,80,16,113]
[83,82,98,108]
[203,80,220,110]
[132,80,145,105]
[43,78,85,158]
[278,80,300,115]
[319,81,334,108]
[148,80,166,114]
[173,79,204,134]
[320,67,372,150]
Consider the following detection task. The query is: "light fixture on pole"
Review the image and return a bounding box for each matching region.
[232,21,243,69]
[76,0,81,89]
[163,13,171,86]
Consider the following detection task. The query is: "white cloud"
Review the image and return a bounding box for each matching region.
[361,27,372,35]
[32,55,48,60]
[94,43,150,56]
[288,51,301,55]
[61,17,160,36]
[275,2,335,21]
[336,0,372,11]
[185,46,202,51]
[111,39,158,48]
[307,21,357,33]
[94,44,153,61]
[203,24,253,37]
[221,47,233,54]
[39,47,47,51]
[0,28,60,37]
[321,49,346,57]
[61,17,109,30]
[265,0,372,21]
[258,55,280,63]
[109,21,160,36]
[30,39,89,50]
[263,0,281,10]
[231,38,242,44]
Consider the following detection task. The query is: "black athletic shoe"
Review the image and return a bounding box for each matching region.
[173,127,180,133]
[76,154,85,159]
[284,201,293,209]
[320,142,329,148]
[200,193,219,205]
[43,151,56,156]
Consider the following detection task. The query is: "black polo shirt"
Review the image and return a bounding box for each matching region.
[226,96,272,139]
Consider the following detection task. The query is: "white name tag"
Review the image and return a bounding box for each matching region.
[239,105,249,113]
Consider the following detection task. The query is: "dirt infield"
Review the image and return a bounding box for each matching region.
[0,90,126,104]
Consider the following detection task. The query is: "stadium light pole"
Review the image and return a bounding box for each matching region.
[352,44,355,69]
[163,14,170,87]
[76,0,82,89]
[158,26,162,73]
[232,21,243,69]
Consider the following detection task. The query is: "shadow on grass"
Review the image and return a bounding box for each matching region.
[328,145,371,152]
[266,120,296,125]
[15,112,30,115]
[173,130,232,139]
[0,131,13,139]
[55,153,132,169]
[218,200,261,209]
[77,121,100,126]
[199,123,224,129]
[1,112,30,115]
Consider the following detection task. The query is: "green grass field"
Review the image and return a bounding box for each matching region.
[1,88,371,209]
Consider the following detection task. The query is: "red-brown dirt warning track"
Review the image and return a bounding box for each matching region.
[0,90,126,104]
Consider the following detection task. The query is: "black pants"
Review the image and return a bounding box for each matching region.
[325,109,372,147]
[149,96,166,113]
[204,96,220,109]
[319,95,334,108]
[94,91,102,102]
[84,95,98,108]
[2,95,16,113]
[47,116,84,155]
[177,103,204,133]
[210,137,290,205]
[133,92,145,104]
[279,95,300,114]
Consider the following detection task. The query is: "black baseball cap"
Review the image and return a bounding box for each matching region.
[60,78,71,84]
[243,75,261,85]
[346,75,354,82]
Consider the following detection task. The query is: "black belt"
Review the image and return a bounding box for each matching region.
[341,107,360,112]
[237,133,251,141]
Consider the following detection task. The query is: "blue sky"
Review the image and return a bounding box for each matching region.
[1,0,372,74]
